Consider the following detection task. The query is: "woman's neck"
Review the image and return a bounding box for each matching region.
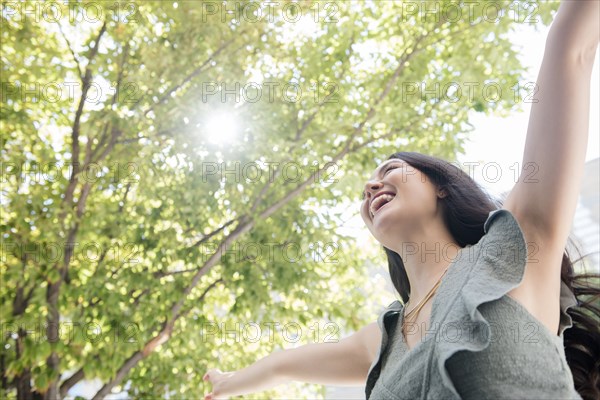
[390,221,462,303]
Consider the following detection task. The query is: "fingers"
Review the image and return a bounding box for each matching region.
[204,368,223,382]
[204,370,212,400]
[204,370,218,400]
[205,369,227,400]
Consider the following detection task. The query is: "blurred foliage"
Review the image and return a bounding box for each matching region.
[1,0,559,399]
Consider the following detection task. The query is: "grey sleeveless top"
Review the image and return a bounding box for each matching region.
[365,208,582,400]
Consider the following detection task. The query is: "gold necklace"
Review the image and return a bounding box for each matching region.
[402,264,451,336]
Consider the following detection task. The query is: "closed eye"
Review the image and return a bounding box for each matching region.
[382,163,404,177]
[382,165,397,175]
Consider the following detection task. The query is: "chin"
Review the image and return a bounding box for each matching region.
[370,219,397,241]
[372,213,409,240]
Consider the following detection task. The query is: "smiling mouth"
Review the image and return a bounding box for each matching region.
[369,193,396,217]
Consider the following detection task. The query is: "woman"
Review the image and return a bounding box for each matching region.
[204,1,600,399]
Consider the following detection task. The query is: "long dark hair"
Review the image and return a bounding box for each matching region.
[382,151,600,400]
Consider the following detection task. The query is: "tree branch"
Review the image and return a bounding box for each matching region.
[247,34,356,215]
[44,21,108,400]
[140,31,246,117]
[58,367,85,398]
[61,20,108,213]
[90,279,224,399]
[192,218,239,248]
[58,22,82,77]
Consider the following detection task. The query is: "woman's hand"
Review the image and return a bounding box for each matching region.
[203,368,236,400]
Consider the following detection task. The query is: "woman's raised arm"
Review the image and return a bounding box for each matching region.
[498,0,598,335]
[503,0,599,261]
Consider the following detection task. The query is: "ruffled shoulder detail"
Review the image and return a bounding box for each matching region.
[366,299,404,399]
[558,279,577,336]
[431,208,578,399]
[374,300,403,334]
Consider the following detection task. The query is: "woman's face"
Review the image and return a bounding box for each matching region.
[360,158,442,247]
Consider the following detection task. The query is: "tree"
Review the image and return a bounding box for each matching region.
[1,1,559,399]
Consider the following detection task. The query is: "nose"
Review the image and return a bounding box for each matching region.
[363,180,383,199]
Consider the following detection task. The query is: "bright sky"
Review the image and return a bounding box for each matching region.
[458,22,600,199]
